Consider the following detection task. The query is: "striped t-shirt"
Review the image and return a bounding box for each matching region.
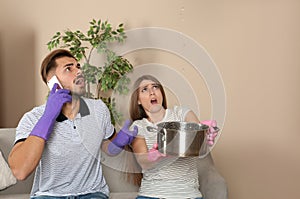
[132,106,202,199]
[15,97,114,197]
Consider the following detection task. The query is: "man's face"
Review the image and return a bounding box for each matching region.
[50,56,86,96]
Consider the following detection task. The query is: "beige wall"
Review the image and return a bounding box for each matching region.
[1,0,299,198]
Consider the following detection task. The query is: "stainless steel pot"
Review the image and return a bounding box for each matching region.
[156,122,209,157]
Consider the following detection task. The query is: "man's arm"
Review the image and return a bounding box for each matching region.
[9,84,71,180]
[101,130,116,154]
[104,120,138,156]
[8,137,45,180]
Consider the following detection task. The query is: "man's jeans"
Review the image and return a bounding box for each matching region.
[30,192,108,199]
[136,196,203,199]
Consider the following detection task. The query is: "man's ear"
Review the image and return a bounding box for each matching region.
[46,70,56,82]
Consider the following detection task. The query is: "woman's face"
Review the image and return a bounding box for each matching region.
[138,79,163,113]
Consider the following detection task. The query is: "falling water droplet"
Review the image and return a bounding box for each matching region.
[180,7,185,22]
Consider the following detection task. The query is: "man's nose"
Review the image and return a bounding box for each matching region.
[75,68,82,76]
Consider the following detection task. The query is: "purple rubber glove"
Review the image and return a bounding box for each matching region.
[201,120,219,146]
[108,120,138,155]
[30,83,72,141]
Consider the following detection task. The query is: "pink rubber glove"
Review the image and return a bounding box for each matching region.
[201,120,219,146]
[148,143,166,162]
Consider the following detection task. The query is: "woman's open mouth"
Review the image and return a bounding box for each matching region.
[151,99,158,104]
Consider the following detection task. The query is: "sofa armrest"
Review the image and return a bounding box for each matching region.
[0,128,34,196]
[197,153,228,199]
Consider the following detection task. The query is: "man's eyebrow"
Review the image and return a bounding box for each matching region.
[63,63,74,68]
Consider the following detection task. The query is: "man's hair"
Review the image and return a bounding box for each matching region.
[40,49,76,84]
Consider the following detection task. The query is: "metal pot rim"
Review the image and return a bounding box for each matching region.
[157,121,209,131]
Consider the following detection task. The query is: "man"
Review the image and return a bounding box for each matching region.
[8,49,137,199]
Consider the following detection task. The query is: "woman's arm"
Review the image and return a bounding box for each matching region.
[131,137,159,170]
[185,110,200,123]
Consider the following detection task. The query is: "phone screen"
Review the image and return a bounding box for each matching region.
[47,75,63,90]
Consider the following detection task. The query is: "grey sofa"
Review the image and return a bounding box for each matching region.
[0,128,227,199]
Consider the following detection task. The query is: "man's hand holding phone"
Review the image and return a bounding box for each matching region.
[44,83,72,119]
[30,83,72,141]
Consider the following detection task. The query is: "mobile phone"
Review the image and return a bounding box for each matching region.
[47,75,63,90]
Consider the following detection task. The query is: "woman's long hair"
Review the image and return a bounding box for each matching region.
[124,75,168,186]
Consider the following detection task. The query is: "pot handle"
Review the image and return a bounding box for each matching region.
[160,131,165,141]
[146,126,164,133]
[147,126,165,141]
[198,123,220,132]
[198,124,220,159]
[146,126,157,132]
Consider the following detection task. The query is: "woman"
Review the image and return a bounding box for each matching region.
[128,75,218,199]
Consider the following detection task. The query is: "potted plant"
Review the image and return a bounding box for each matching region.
[47,19,133,124]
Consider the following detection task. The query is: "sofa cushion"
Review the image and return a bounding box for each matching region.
[0,150,17,190]
[0,194,30,199]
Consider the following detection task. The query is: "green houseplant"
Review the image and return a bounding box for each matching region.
[47,19,133,124]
